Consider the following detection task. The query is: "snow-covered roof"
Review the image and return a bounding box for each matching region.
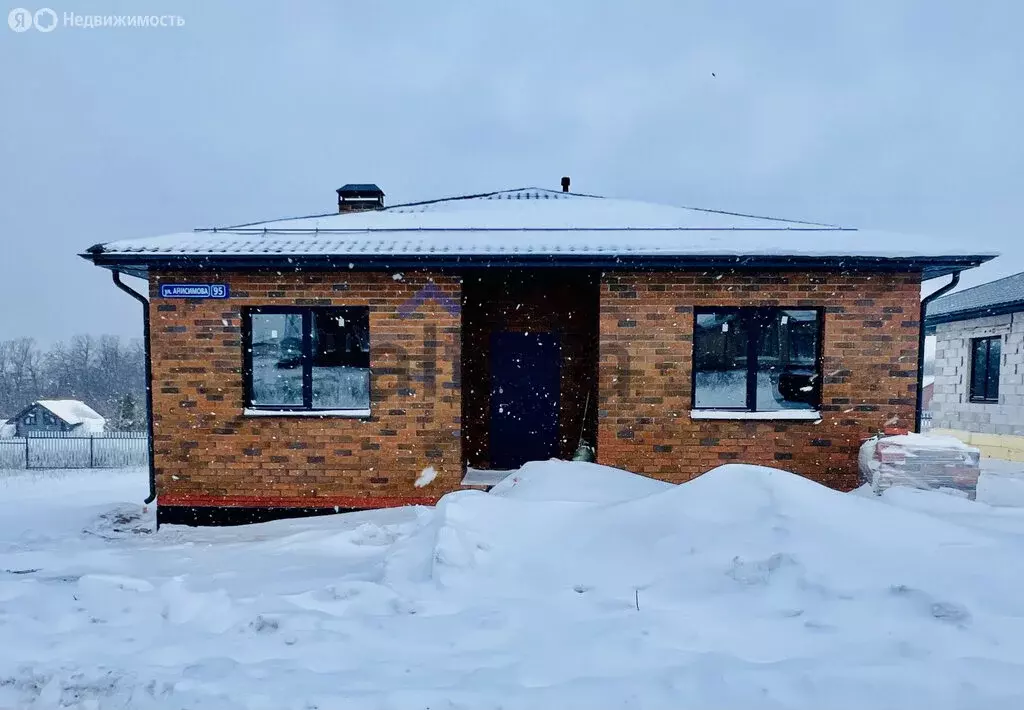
[84,188,996,279]
[926,271,1024,325]
[35,400,105,427]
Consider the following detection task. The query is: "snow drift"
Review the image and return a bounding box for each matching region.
[4,462,1024,708]
[489,458,673,502]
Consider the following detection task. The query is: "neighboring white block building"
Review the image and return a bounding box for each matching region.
[926,272,1024,460]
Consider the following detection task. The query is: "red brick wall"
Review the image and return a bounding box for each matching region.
[597,271,922,489]
[148,268,921,508]
[149,271,461,508]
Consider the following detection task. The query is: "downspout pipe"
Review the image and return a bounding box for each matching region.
[112,271,157,505]
[916,271,961,433]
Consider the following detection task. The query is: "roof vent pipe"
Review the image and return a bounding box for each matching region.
[561,176,570,192]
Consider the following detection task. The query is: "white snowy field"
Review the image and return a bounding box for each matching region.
[3,462,1024,709]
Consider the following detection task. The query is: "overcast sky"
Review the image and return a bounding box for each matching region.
[2,0,1021,343]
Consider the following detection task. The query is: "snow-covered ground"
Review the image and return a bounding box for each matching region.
[3,461,1024,709]
[979,457,1024,507]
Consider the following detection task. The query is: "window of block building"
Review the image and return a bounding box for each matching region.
[969,336,1001,403]
[693,308,823,412]
[243,306,370,412]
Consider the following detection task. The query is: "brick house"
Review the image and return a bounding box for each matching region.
[925,271,1024,460]
[82,183,993,525]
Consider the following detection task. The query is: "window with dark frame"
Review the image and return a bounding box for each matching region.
[693,307,823,412]
[243,306,371,412]
[969,336,1001,403]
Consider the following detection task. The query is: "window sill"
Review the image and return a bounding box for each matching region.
[690,409,822,421]
[242,408,371,419]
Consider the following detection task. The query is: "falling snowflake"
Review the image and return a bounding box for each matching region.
[415,466,438,488]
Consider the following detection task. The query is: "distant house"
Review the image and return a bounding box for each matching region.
[0,419,15,439]
[921,375,935,413]
[11,400,106,437]
[925,272,1024,460]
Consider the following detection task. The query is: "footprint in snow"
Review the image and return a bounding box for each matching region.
[727,552,799,585]
[889,584,972,626]
[249,614,280,634]
[349,522,400,547]
[804,619,837,632]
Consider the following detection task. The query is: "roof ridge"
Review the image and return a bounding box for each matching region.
[932,270,1024,303]
[196,226,853,235]
[517,186,605,198]
[672,203,843,228]
[200,188,840,232]
[203,188,542,231]
[209,210,339,231]
[386,186,602,210]
[199,187,602,231]
[383,187,531,211]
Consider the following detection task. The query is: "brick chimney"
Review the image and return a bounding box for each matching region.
[337,184,385,213]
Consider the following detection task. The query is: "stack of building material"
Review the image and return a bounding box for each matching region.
[859,433,981,497]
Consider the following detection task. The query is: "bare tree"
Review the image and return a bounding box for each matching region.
[0,335,145,429]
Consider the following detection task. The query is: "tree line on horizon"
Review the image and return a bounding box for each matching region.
[0,335,146,431]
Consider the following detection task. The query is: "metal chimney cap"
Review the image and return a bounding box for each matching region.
[336,184,385,198]
[560,176,571,192]
[337,184,385,212]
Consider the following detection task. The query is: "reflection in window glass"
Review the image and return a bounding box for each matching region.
[987,338,1002,399]
[312,309,371,409]
[693,308,822,412]
[756,310,819,411]
[970,336,1001,402]
[249,313,304,406]
[970,339,986,400]
[693,312,749,408]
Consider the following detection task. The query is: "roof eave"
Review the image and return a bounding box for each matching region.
[82,251,992,280]
[924,300,1024,331]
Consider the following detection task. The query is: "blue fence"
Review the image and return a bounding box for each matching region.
[0,432,148,470]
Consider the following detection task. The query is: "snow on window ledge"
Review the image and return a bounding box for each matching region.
[242,408,371,418]
[690,409,822,422]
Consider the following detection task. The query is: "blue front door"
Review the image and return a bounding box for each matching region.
[489,331,561,469]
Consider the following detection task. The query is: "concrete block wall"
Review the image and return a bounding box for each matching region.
[931,312,1024,437]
